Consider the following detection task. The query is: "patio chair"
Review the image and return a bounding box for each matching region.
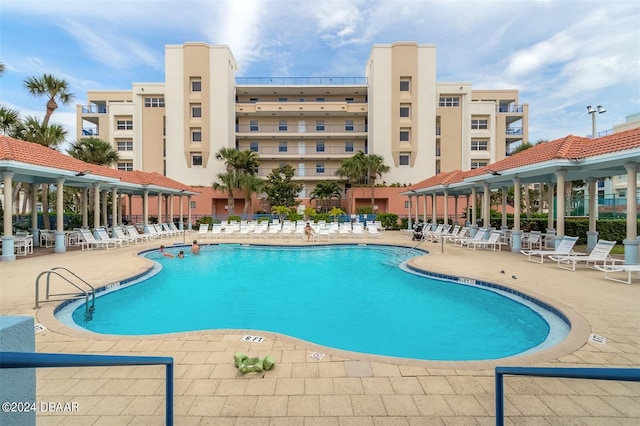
[454,228,487,247]
[39,229,56,248]
[78,229,117,250]
[113,226,142,244]
[95,228,130,247]
[126,225,153,242]
[550,240,619,271]
[521,230,543,250]
[197,223,210,238]
[520,235,578,264]
[466,230,504,251]
[594,264,640,284]
[14,234,34,256]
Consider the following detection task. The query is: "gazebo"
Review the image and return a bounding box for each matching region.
[0,135,199,262]
[402,128,640,264]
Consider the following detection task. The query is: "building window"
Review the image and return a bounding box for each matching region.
[345,120,354,131]
[278,97,287,102]
[345,97,354,103]
[117,140,133,151]
[400,105,410,117]
[191,129,202,142]
[279,120,288,131]
[345,141,354,153]
[316,141,325,152]
[471,139,488,150]
[399,153,410,166]
[279,141,288,152]
[400,78,411,92]
[470,161,488,169]
[249,141,259,152]
[192,153,203,166]
[316,120,325,131]
[191,104,202,118]
[250,120,259,131]
[144,97,165,107]
[316,163,325,174]
[439,97,460,107]
[316,97,325,102]
[471,119,488,129]
[404,201,410,209]
[117,161,133,171]
[190,201,196,209]
[249,98,258,103]
[400,129,410,142]
[191,78,201,92]
[116,120,133,130]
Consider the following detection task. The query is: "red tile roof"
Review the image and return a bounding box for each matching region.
[0,135,196,193]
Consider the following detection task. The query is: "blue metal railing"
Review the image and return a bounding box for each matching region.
[1,351,174,425]
[495,366,640,426]
[236,76,367,85]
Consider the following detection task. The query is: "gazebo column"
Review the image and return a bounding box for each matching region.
[179,194,184,231]
[111,187,118,228]
[422,194,428,224]
[414,194,420,225]
[470,187,478,237]
[169,194,174,226]
[31,186,39,247]
[465,194,470,226]
[101,190,108,227]
[623,163,639,264]
[547,182,555,246]
[128,194,133,224]
[1,172,16,261]
[81,188,88,228]
[157,192,163,225]
[586,178,599,252]
[443,190,449,225]
[143,190,151,233]
[511,177,523,252]
[54,178,66,253]
[407,195,413,230]
[92,183,101,231]
[454,195,459,225]
[555,170,566,247]
[482,182,490,229]
[187,195,192,231]
[431,193,437,228]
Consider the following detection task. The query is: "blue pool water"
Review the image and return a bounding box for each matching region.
[66,245,564,361]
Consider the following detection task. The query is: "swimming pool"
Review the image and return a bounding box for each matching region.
[62,244,568,361]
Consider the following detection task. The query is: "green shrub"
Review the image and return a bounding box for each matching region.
[356,206,373,214]
[288,213,303,222]
[376,213,399,230]
[227,215,242,223]
[313,213,330,223]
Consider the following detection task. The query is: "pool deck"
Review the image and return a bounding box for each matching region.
[1,230,639,425]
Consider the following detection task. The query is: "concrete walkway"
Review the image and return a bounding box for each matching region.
[1,230,639,425]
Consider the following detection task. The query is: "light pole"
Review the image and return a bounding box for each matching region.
[586,105,606,138]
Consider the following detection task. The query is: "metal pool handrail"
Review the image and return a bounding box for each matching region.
[0,351,174,425]
[495,366,640,425]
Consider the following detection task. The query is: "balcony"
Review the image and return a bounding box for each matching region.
[245,145,364,157]
[236,123,368,137]
[236,101,367,116]
[257,166,344,179]
[498,104,524,113]
[82,128,99,136]
[236,77,367,85]
[506,127,523,135]
[80,105,107,114]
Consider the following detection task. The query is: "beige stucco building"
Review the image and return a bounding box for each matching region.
[76,41,528,211]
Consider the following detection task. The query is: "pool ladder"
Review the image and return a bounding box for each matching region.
[34,267,96,321]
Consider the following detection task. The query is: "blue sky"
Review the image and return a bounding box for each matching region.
[1,0,639,147]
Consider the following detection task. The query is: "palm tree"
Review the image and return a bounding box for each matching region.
[336,152,367,214]
[238,174,264,215]
[309,181,342,213]
[23,74,74,127]
[362,154,390,212]
[0,106,20,135]
[213,171,240,214]
[236,149,260,175]
[68,137,120,166]
[215,147,241,172]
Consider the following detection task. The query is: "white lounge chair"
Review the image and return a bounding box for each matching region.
[113,226,141,244]
[79,229,117,250]
[454,228,487,247]
[197,223,210,238]
[442,226,468,244]
[550,240,619,271]
[95,228,130,247]
[594,264,640,284]
[126,225,153,242]
[520,236,578,264]
[466,230,503,251]
[522,230,543,250]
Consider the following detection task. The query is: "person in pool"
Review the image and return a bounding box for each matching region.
[191,240,200,255]
[159,245,174,258]
[177,250,185,259]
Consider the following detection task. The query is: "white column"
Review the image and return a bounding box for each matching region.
[101,190,108,227]
[586,178,598,252]
[157,192,163,224]
[407,196,413,229]
[482,182,490,228]
[31,186,39,247]
[555,170,566,237]
[454,195,459,225]
[501,187,508,228]
[55,178,66,253]
[111,187,118,227]
[187,195,193,230]
[431,193,437,224]
[128,194,133,224]
[623,163,639,264]
[179,194,184,230]
[93,183,101,230]
[422,194,428,223]
[81,187,88,228]
[1,172,16,261]
[471,187,477,226]
[143,190,150,233]
[511,177,523,252]
[169,194,174,225]
[443,190,449,225]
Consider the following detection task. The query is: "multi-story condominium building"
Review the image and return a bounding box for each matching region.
[76,42,528,215]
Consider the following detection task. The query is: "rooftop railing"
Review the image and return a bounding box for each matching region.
[0,351,174,425]
[495,366,640,426]
[236,77,368,85]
